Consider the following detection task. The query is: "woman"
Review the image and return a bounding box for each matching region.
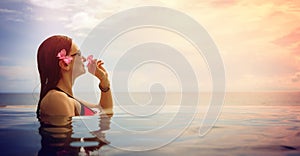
[36,35,113,117]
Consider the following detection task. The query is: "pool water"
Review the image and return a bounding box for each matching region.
[1,104,300,156]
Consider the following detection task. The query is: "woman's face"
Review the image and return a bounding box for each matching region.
[69,42,86,79]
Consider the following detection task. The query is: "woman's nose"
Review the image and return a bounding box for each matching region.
[81,56,87,62]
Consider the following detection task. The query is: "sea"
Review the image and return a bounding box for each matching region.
[0,92,300,156]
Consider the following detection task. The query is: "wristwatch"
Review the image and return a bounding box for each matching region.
[99,83,110,92]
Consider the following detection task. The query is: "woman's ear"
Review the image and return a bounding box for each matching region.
[58,60,71,71]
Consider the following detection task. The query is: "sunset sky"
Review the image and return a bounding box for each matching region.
[0,0,299,92]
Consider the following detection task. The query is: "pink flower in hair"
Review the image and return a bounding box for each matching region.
[57,49,73,64]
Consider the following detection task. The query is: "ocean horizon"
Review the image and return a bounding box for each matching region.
[1,91,300,106]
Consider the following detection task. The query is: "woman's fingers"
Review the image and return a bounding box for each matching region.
[97,60,104,65]
[87,58,108,80]
[96,60,107,72]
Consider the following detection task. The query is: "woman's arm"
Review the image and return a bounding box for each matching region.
[85,59,113,114]
[98,76,113,114]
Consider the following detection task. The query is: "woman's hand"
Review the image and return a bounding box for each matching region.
[87,57,113,113]
[87,59,110,88]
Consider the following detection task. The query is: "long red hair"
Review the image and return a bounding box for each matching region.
[36,35,72,117]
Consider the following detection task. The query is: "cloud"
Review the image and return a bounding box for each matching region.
[0,56,10,62]
[291,72,300,82]
[0,66,37,81]
[28,0,88,9]
[0,65,39,92]
[0,8,25,22]
[291,44,300,55]
[28,0,120,37]
[273,27,300,47]
[209,0,238,7]
[272,27,300,71]
[273,27,300,64]
[268,1,300,56]
[0,8,22,14]
[66,12,100,31]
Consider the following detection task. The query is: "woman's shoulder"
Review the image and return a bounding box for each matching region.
[40,90,76,116]
[43,89,70,101]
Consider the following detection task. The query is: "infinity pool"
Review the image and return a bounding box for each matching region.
[1,104,300,156]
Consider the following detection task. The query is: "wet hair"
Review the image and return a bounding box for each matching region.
[36,35,72,117]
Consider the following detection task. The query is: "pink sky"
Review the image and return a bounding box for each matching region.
[176,0,300,91]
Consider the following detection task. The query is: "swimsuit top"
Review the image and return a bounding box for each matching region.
[54,87,96,116]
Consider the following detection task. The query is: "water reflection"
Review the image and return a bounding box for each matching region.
[38,114,112,156]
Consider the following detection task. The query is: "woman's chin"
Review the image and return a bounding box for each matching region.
[78,69,86,76]
[72,69,86,79]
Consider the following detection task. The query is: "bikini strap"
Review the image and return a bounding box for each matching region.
[54,87,74,99]
[54,87,94,115]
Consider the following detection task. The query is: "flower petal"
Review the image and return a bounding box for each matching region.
[87,55,94,64]
[57,49,67,59]
[63,56,73,64]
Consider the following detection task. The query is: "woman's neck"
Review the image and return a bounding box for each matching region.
[56,74,74,96]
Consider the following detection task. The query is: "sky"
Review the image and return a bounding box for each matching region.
[0,0,300,93]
